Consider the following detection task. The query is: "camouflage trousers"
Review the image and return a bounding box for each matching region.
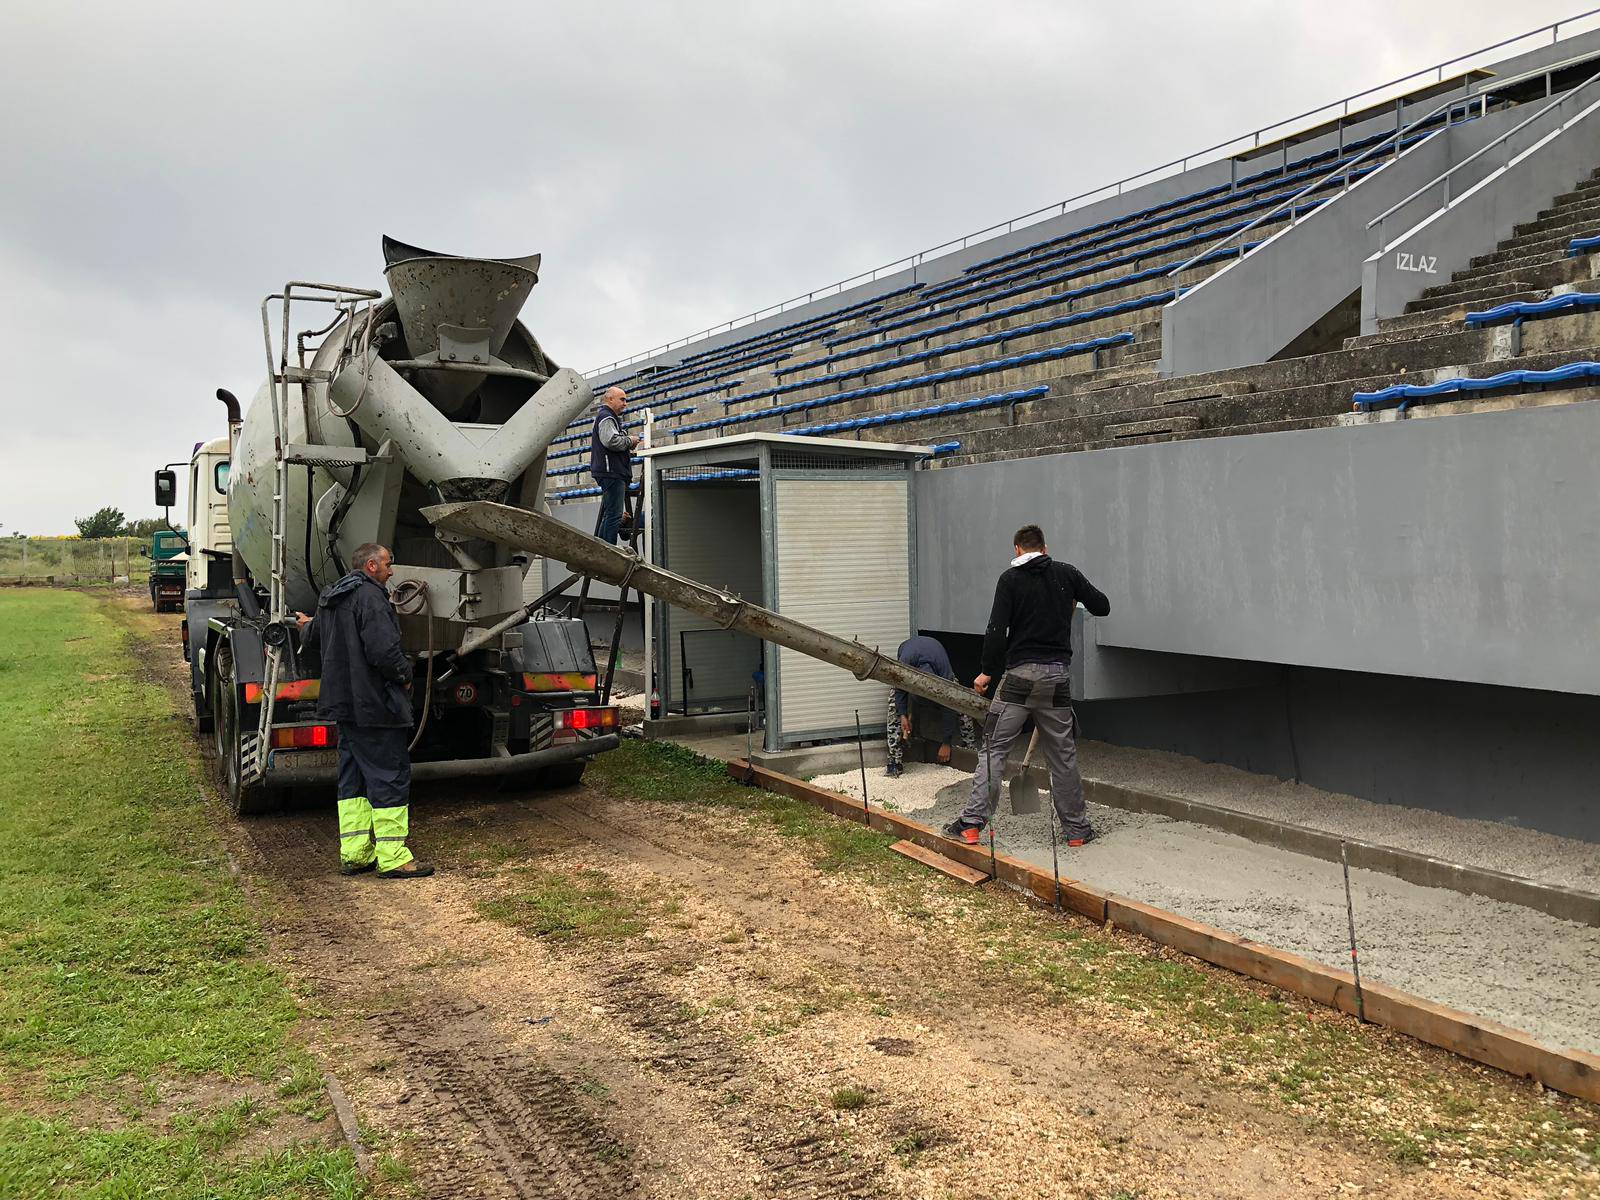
[886,691,978,770]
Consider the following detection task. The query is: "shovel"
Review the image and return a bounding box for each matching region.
[1008,727,1043,814]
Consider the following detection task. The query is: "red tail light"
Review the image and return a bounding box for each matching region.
[554,707,619,732]
[271,724,336,750]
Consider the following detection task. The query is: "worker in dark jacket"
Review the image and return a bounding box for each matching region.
[944,524,1109,847]
[589,386,638,546]
[296,543,433,879]
[885,634,976,777]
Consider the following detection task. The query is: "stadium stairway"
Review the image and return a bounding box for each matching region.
[1355,166,1600,343]
[739,180,1600,469]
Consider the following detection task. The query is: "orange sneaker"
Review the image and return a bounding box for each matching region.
[942,819,982,845]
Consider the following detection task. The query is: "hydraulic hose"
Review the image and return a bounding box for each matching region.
[392,579,434,752]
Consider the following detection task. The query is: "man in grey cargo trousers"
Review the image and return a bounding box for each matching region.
[943,524,1110,847]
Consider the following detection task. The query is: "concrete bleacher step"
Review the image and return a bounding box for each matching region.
[1511,203,1600,240]
[924,342,1600,467]
[1470,235,1590,270]
[1406,285,1547,318]
[1104,414,1201,439]
[1415,257,1583,305]
[1154,379,1253,404]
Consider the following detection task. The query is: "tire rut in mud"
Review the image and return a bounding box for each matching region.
[242,811,638,1199]
[377,1005,638,1200]
[597,966,882,1199]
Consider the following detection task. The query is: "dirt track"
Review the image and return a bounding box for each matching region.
[114,593,1592,1199]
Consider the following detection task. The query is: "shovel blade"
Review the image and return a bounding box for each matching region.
[1008,772,1043,815]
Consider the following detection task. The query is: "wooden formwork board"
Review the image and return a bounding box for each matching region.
[726,758,1600,1104]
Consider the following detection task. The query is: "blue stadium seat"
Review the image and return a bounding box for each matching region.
[672,334,1129,436]
[1352,361,1600,411]
[1568,234,1600,256]
[1463,292,1600,327]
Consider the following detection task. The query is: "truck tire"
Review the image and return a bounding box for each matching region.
[211,645,274,817]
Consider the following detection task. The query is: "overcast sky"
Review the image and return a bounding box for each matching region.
[1,0,1588,533]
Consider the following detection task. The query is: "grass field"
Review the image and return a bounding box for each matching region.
[0,589,363,1199]
[0,537,143,582]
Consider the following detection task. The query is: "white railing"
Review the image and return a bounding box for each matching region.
[587,8,1600,379]
[1368,64,1600,246]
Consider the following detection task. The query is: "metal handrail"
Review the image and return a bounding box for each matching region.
[1165,92,1473,281]
[1368,65,1600,241]
[1169,48,1600,280]
[586,8,1600,378]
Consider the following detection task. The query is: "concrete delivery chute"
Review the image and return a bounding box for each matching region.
[424,500,991,723]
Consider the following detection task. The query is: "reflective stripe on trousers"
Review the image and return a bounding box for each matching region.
[337,796,377,869]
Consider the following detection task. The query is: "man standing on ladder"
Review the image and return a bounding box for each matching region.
[296,543,434,880]
[589,386,637,546]
[943,524,1109,847]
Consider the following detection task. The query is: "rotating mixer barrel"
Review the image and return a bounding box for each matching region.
[228,237,595,615]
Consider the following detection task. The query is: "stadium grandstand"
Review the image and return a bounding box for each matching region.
[548,16,1600,841]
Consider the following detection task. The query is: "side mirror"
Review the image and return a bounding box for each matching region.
[154,469,177,509]
[138,546,149,558]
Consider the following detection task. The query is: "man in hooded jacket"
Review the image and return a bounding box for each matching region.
[944,523,1109,848]
[297,543,433,879]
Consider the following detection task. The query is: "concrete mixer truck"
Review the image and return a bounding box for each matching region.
[157,237,620,814]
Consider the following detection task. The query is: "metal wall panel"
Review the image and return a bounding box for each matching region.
[659,485,764,713]
[772,477,910,742]
[916,401,1600,697]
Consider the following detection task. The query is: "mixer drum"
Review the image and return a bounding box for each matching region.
[228,240,563,613]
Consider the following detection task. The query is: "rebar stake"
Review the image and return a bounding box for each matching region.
[853,709,870,825]
[988,827,998,881]
[1341,841,1367,1023]
[1047,804,1062,912]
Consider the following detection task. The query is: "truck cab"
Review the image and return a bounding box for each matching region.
[170,437,236,732]
[147,529,189,612]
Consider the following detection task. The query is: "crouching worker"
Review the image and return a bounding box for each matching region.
[297,543,434,880]
[886,634,977,777]
[943,524,1109,847]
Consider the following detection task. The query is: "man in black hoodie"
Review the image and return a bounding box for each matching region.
[297,543,433,879]
[943,524,1109,847]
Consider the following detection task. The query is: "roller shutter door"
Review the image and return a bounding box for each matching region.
[773,476,910,743]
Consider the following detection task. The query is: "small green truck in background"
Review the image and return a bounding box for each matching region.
[146,529,188,612]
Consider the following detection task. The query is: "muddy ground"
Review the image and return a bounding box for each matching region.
[115,593,1596,1199]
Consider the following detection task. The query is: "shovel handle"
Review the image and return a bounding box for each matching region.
[1019,726,1041,768]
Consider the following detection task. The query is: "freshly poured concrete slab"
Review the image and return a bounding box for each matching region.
[812,761,1600,1057]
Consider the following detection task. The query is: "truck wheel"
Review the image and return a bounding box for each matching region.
[212,647,273,817]
[150,582,159,609]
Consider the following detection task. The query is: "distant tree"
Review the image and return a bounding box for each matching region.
[125,516,183,538]
[74,507,128,539]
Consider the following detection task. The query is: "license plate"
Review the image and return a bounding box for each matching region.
[270,748,338,771]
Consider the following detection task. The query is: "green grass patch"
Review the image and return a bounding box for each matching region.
[829,1086,869,1111]
[588,740,897,873]
[0,590,361,1198]
[479,867,654,942]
